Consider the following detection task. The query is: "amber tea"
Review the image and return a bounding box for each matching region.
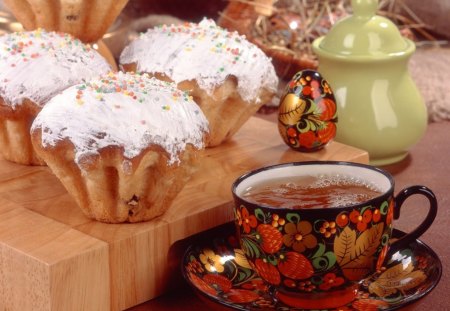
[242,174,382,209]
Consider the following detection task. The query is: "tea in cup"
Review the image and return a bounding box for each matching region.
[232,161,437,309]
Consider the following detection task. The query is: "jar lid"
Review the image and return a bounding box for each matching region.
[314,0,410,57]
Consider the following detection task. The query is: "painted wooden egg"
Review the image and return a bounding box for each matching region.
[278,69,337,151]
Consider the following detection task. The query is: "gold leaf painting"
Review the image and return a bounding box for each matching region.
[334,226,356,266]
[278,94,307,126]
[369,261,427,297]
[335,223,384,280]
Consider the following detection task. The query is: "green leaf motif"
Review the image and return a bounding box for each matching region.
[241,238,260,259]
[312,243,326,258]
[312,251,337,271]
[286,213,300,223]
[266,255,278,266]
[380,201,389,215]
[360,205,372,214]
[324,251,337,269]
[236,269,253,284]
[312,257,328,270]
[254,208,266,222]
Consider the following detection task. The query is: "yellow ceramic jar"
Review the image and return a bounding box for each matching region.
[312,0,427,166]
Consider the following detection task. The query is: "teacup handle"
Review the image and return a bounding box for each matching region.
[391,185,437,249]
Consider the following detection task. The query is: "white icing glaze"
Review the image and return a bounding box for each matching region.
[31,71,209,166]
[0,29,111,108]
[120,19,278,103]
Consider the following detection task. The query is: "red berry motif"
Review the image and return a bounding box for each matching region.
[189,273,217,296]
[257,224,283,254]
[318,98,337,121]
[254,259,281,285]
[226,289,259,303]
[278,252,314,280]
[317,122,336,143]
[350,209,373,232]
[298,131,317,149]
[203,273,232,293]
[336,213,349,227]
[373,209,382,223]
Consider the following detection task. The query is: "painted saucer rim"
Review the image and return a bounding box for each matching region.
[181,224,442,311]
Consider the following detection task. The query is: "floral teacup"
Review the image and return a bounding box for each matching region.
[232,161,437,309]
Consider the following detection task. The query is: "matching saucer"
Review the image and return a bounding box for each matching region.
[182,223,442,310]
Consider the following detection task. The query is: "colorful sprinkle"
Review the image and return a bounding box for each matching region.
[0,28,102,66]
[130,19,250,65]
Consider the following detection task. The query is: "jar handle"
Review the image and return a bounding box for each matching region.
[352,0,378,19]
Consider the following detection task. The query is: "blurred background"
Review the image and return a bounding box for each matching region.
[0,0,449,121]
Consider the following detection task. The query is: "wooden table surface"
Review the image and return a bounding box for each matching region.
[130,117,450,311]
[0,115,368,311]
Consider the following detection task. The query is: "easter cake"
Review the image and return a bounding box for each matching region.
[120,19,279,146]
[0,29,111,165]
[31,71,209,223]
[3,0,129,43]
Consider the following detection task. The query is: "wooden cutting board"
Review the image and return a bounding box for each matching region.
[0,116,368,311]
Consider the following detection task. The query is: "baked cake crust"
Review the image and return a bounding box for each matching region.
[120,19,279,146]
[3,0,129,43]
[31,132,200,222]
[31,72,209,223]
[0,29,111,165]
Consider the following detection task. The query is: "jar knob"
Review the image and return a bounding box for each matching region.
[352,0,378,19]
